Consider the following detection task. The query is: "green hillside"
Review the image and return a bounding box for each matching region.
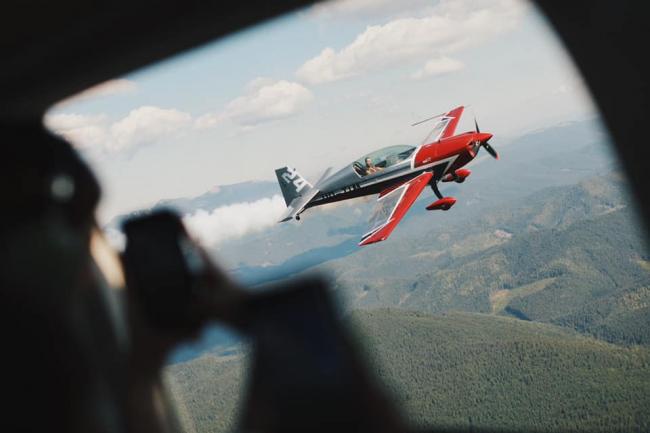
[165,353,248,433]
[353,310,650,432]
[317,175,650,346]
[159,141,650,432]
[166,310,650,433]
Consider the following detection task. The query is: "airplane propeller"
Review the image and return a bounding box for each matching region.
[474,116,499,160]
[482,140,499,160]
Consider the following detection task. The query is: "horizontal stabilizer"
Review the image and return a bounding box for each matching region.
[279,188,320,222]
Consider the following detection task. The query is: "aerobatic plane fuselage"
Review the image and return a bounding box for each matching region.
[275,106,498,245]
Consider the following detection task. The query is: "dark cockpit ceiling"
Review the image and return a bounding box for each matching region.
[0,1,311,118]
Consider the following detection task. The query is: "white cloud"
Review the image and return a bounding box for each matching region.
[296,0,526,84]
[109,106,192,152]
[48,78,313,154]
[45,106,192,155]
[182,195,286,246]
[411,56,464,79]
[196,79,313,128]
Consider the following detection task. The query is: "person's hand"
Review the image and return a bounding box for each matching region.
[125,240,247,370]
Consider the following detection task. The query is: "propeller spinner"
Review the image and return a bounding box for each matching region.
[474,116,499,160]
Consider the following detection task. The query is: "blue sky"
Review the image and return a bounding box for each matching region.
[45,0,596,225]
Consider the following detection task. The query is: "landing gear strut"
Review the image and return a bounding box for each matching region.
[430,181,443,200]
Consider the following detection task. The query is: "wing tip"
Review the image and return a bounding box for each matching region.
[358,237,386,247]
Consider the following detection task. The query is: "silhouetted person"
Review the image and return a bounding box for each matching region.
[2,127,406,433]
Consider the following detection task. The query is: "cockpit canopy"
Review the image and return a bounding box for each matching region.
[353,145,416,176]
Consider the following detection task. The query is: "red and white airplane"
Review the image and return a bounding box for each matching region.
[275,106,498,246]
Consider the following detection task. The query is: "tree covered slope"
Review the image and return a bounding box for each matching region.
[166,310,650,433]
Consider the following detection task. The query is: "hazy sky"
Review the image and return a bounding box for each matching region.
[45,0,596,224]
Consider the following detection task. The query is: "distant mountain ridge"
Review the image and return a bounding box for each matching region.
[162,119,649,364]
[316,174,650,346]
[174,171,649,366]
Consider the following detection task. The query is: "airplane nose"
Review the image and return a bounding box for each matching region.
[481,133,493,142]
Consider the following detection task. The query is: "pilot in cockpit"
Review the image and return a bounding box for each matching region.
[365,158,382,175]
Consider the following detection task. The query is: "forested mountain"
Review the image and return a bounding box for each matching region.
[353,310,650,432]
[166,352,246,433]
[307,174,650,346]
[154,119,649,432]
[166,310,650,433]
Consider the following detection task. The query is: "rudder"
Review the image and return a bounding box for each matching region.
[275,166,312,206]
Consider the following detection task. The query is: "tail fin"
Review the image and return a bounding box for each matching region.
[275,166,313,206]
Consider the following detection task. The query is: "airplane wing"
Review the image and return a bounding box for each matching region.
[359,171,433,246]
[419,106,465,143]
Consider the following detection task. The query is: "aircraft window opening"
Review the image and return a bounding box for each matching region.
[354,145,415,176]
[38,2,650,431]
